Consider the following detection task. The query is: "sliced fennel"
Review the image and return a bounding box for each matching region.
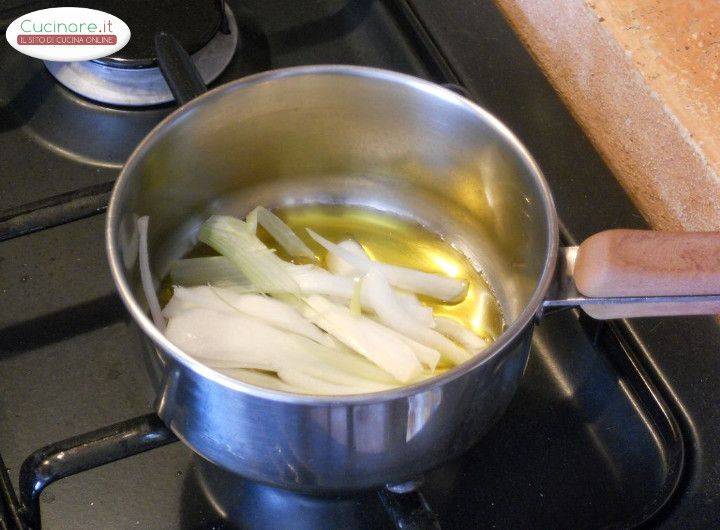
[391,329,441,371]
[301,295,423,383]
[166,307,395,391]
[307,229,468,302]
[219,368,296,392]
[350,277,363,316]
[137,216,165,330]
[169,256,435,327]
[169,256,250,286]
[250,206,317,261]
[160,208,499,395]
[395,291,435,328]
[326,239,367,275]
[304,337,398,384]
[245,207,258,234]
[164,285,331,346]
[362,268,470,365]
[287,264,357,298]
[276,369,390,395]
[435,316,490,352]
[199,215,300,296]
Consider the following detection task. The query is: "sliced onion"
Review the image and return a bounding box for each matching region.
[137,216,165,330]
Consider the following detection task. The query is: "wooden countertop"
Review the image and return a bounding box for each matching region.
[494,0,720,231]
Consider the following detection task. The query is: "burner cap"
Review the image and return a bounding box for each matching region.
[88,0,224,68]
[44,3,238,106]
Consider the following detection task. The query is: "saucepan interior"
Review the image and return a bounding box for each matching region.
[108,65,558,400]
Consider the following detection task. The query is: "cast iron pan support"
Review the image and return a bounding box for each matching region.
[155,31,209,105]
[11,35,203,530]
[17,414,177,529]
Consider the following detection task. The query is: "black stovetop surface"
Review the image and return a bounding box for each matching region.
[1,1,719,528]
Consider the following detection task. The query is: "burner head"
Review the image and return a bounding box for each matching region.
[88,0,224,68]
[44,2,238,106]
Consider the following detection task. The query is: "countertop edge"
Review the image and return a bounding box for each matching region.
[493,0,720,232]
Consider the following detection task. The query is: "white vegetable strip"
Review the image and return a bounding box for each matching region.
[287,365,394,391]
[252,206,317,261]
[199,215,300,296]
[169,256,249,286]
[435,316,490,352]
[304,338,398,384]
[362,317,440,370]
[277,369,388,395]
[277,370,352,394]
[326,239,367,275]
[288,264,356,298]
[164,285,330,345]
[350,277,362,316]
[384,328,440,371]
[169,256,435,329]
[307,229,468,302]
[395,291,435,328]
[166,309,279,371]
[301,295,423,383]
[245,208,258,234]
[166,308,395,389]
[289,267,434,328]
[362,268,470,365]
[211,289,332,346]
[137,216,165,330]
[218,368,296,392]
[162,286,230,317]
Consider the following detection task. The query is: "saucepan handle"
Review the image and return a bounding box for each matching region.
[544,229,720,319]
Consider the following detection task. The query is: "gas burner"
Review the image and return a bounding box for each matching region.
[189,456,423,528]
[44,2,238,106]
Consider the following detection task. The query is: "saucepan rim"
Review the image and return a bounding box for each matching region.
[106,64,559,405]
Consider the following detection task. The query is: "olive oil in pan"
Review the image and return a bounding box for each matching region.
[271,205,504,340]
[162,205,505,341]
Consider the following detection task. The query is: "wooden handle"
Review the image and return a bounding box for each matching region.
[573,229,720,318]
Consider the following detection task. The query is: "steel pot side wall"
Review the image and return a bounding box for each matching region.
[152,327,533,491]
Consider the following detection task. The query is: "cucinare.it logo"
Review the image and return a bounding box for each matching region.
[5,7,130,61]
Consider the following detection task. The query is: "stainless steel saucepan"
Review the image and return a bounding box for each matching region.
[106,61,720,492]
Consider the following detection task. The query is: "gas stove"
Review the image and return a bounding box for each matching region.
[1,1,719,528]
